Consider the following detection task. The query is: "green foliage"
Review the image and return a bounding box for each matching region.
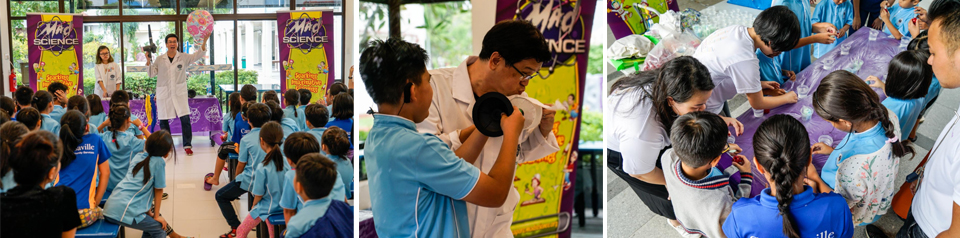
[588,43,603,75]
[83,68,96,94]
[186,70,259,95]
[419,2,472,68]
[579,111,602,142]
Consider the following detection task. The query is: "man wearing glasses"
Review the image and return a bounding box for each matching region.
[416,19,561,238]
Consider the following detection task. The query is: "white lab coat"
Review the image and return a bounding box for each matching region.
[416,56,561,238]
[148,49,206,120]
[94,62,121,97]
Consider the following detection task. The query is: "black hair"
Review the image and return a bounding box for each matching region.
[885,50,933,99]
[58,110,87,168]
[931,8,960,55]
[754,6,802,52]
[753,115,812,238]
[296,153,338,199]
[10,130,62,188]
[478,19,551,64]
[164,34,179,44]
[266,101,284,123]
[14,86,34,109]
[17,108,41,131]
[329,83,348,96]
[240,85,258,102]
[610,56,714,136]
[331,93,353,120]
[110,90,130,105]
[298,89,313,105]
[227,92,242,119]
[928,0,960,22]
[669,111,728,168]
[0,112,8,126]
[261,121,285,171]
[87,94,105,115]
[47,82,68,100]
[284,89,300,117]
[1,121,30,189]
[245,103,272,128]
[262,90,280,104]
[32,91,53,112]
[108,104,131,149]
[133,131,174,185]
[0,96,15,116]
[67,95,89,116]
[322,126,350,159]
[359,38,429,105]
[812,70,914,158]
[304,104,330,128]
[283,132,321,165]
[908,31,930,53]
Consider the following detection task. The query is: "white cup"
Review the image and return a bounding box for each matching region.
[818,135,834,146]
[753,109,764,118]
[798,85,810,99]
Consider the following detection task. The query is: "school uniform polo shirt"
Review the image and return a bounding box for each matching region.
[723,186,854,238]
[237,128,265,191]
[103,153,167,225]
[285,198,334,238]
[40,114,61,135]
[50,105,66,122]
[232,113,251,144]
[280,168,345,211]
[251,161,289,220]
[101,130,146,192]
[306,127,327,149]
[56,133,111,210]
[281,118,301,138]
[883,97,925,139]
[883,4,916,38]
[822,123,887,188]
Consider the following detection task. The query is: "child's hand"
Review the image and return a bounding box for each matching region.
[733,155,752,173]
[813,22,838,34]
[782,70,796,81]
[873,18,885,29]
[915,6,927,19]
[727,143,743,157]
[880,7,891,22]
[838,25,850,38]
[782,91,799,104]
[761,81,780,90]
[909,17,921,35]
[867,76,886,91]
[811,142,834,155]
[500,106,525,137]
[853,15,862,30]
[220,133,228,141]
[155,215,168,230]
[721,116,744,136]
[813,32,837,44]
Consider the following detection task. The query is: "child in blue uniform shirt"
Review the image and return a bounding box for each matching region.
[16,108,42,131]
[812,0,856,58]
[322,126,353,196]
[880,0,919,40]
[303,103,330,147]
[234,122,288,238]
[221,92,241,142]
[67,95,101,137]
[280,132,346,224]
[13,86,34,120]
[215,103,272,237]
[871,50,932,139]
[282,89,301,127]
[325,93,353,149]
[266,101,299,139]
[297,89,312,131]
[97,91,149,138]
[757,52,795,84]
[723,115,853,238]
[285,153,353,238]
[0,121,29,193]
[47,82,69,122]
[360,38,526,237]
[103,131,194,238]
[87,95,107,128]
[101,105,148,194]
[206,101,255,189]
[56,110,111,228]
[34,91,61,135]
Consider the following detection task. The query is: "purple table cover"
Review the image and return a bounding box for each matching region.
[728,28,901,197]
[102,97,223,135]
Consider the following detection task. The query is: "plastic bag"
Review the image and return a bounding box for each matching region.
[606,35,655,60]
[642,32,702,70]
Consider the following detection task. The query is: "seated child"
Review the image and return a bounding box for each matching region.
[1,131,82,237]
[56,110,111,228]
[0,121,29,193]
[297,89,312,131]
[322,126,353,195]
[811,70,910,226]
[266,101,299,138]
[97,90,148,138]
[86,94,107,128]
[47,82,68,122]
[869,50,932,139]
[103,131,194,238]
[285,153,353,238]
[0,96,15,118]
[13,86,34,118]
[723,115,853,238]
[205,87,255,188]
[304,103,330,147]
[280,132,346,224]
[214,103,272,237]
[221,92,241,142]
[282,89,301,122]
[880,0,920,39]
[233,122,288,238]
[325,93,353,149]
[812,0,856,58]
[262,90,280,104]
[102,105,148,193]
[33,91,60,135]
[16,108,41,131]
[662,111,753,238]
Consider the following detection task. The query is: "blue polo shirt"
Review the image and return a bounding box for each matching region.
[285,198,334,238]
[89,113,107,130]
[822,123,887,188]
[280,118,301,138]
[777,0,813,72]
[39,114,60,135]
[103,152,166,225]
[251,160,289,220]
[330,155,353,193]
[306,127,327,149]
[283,105,307,132]
[366,114,480,238]
[232,113,251,144]
[56,133,111,210]
[883,97,924,139]
[280,168,345,211]
[326,118,353,149]
[237,128,264,191]
[757,51,787,84]
[723,186,853,238]
[50,105,65,122]
[100,130,146,192]
[924,76,942,108]
[883,4,916,38]
[812,0,856,58]
[222,112,236,141]
[294,200,353,238]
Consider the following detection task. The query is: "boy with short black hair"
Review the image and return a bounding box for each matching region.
[662,111,753,238]
[46,82,68,122]
[213,103,272,238]
[880,0,921,40]
[304,103,330,148]
[14,86,34,118]
[285,153,352,238]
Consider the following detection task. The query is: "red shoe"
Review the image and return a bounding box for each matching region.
[185,148,194,156]
[219,228,237,238]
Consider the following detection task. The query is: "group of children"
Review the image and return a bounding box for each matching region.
[0,82,354,238]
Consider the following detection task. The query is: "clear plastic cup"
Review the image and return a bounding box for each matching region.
[798,85,810,99]
[840,44,851,55]
[727,135,736,144]
[821,57,834,70]
[818,135,834,146]
[801,106,814,121]
[753,109,764,118]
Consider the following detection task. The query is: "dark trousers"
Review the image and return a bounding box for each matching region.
[159,114,192,147]
[606,148,677,220]
[897,209,929,238]
[215,180,248,228]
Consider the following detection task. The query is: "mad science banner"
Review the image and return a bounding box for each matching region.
[27,13,83,96]
[608,0,680,39]
[496,1,595,237]
[277,10,335,104]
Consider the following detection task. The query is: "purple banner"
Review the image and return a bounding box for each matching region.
[277,11,335,106]
[607,0,680,40]
[27,14,84,97]
[102,97,223,135]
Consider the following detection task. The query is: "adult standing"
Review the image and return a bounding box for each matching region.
[899,1,960,237]
[94,46,122,98]
[416,19,561,238]
[146,34,208,156]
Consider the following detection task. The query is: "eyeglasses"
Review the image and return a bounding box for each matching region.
[510,64,541,82]
[99,53,110,56]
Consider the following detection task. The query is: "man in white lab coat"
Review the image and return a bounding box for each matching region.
[147,34,208,156]
[416,19,561,238]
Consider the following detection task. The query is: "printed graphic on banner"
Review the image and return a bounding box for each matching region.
[607,0,680,39]
[496,1,596,237]
[277,11,335,105]
[27,14,84,96]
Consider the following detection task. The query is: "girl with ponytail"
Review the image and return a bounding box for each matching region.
[235,121,286,238]
[33,90,61,135]
[722,115,853,238]
[56,110,112,228]
[0,121,29,193]
[101,104,147,193]
[811,70,910,226]
[322,126,353,193]
[103,131,195,238]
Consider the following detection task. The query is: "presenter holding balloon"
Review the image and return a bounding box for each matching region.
[146,34,208,156]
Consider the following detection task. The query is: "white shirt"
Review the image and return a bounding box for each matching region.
[148,49,206,119]
[417,56,561,238]
[605,88,669,175]
[912,105,960,236]
[95,62,122,97]
[693,25,763,114]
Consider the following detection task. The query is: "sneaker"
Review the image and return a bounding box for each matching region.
[668,220,701,238]
[919,116,926,124]
[162,193,168,200]
[185,148,194,156]
[866,224,888,238]
[219,228,237,238]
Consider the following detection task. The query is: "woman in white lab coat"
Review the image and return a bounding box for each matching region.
[146,34,207,156]
[94,46,121,98]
